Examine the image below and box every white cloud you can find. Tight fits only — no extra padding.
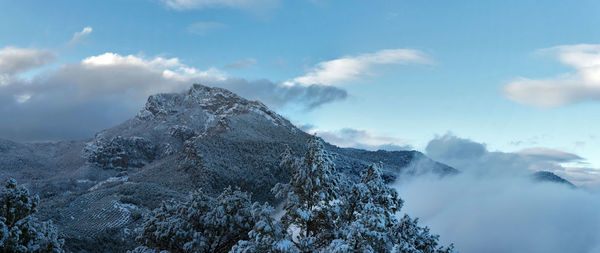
[186,21,228,35]
[162,0,278,11]
[0,47,56,76]
[303,126,412,151]
[504,44,600,107]
[285,49,433,86]
[68,26,93,45]
[0,51,347,141]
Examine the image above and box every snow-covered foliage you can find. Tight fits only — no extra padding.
[134,187,263,253]
[133,136,453,253]
[272,136,342,251]
[0,178,64,252]
[331,163,454,253]
[84,136,155,170]
[230,205,295,253]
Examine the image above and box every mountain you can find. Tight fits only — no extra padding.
[0,84,457,252]
[531,171,576,188]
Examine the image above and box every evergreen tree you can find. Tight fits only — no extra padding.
[229,205,296,253]
[331,163,454,253]
[135,187,261,253]
[272,136,341,251]
[0,178,64,253]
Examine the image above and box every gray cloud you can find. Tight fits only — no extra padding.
[0,47,56,77]
[0,51,346,142]
[304,126,412,151]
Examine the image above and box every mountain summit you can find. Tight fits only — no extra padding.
[0,84,456,251]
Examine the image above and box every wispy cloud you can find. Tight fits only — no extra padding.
[285,48,433,86]
[504,44,600,107]
[224,58,257,69]
[186,21,227,35]
[162,0,279,12]
[68,26,93,45]
[302,126,412,151]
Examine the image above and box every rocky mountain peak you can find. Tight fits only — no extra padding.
[136,84,290,128]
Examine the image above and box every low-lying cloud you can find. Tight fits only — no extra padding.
[504,44,600,107]
[424,134,592,184]
[0,49,347,141]
[393,133,600,253]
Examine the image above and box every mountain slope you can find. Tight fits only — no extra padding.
[0,84,457,252]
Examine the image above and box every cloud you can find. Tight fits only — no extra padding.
[393,134,600,253]
[504,44,600,107]
[162,0,278,11]
[0,47,56,77]
[0,50,346,141]
[517,147,583,163]
[304,126,412,151]
[285,49,433,86]
[68,26,93,45]
[395,173,600,253]
[224,58,257,69]
[186,22,227,35]
[424,133,598,186]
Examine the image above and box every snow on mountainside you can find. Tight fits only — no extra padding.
[0,84,457,252]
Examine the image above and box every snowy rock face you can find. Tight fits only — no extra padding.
[137,84,291,131]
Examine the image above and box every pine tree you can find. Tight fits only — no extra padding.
[135,187,262,253]
[229,204,296,253]
[272,136,341,251]
[0,178,64,253]
[330,163,402,252]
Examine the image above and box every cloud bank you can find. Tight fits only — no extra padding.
[394,134,600,253]
[424,134,592,184]
[285,49,433,86]
[0,49,346,141]
[504,44,600,107]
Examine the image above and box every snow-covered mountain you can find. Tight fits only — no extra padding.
[0,84,456,252]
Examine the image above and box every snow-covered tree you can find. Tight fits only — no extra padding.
[135,187,263,253]
[229,204,296,253]
[272,136,341,251]
[394,215,454,253]
[331,163,454,253]
[0,178,64,253]
[134,137,454,253]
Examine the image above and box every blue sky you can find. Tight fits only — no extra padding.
[2,0,600,186]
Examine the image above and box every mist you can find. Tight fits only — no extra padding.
[393,134,600,253]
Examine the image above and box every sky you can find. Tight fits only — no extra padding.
[2,0,600,187]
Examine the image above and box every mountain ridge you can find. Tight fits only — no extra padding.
[0,83,457,252]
